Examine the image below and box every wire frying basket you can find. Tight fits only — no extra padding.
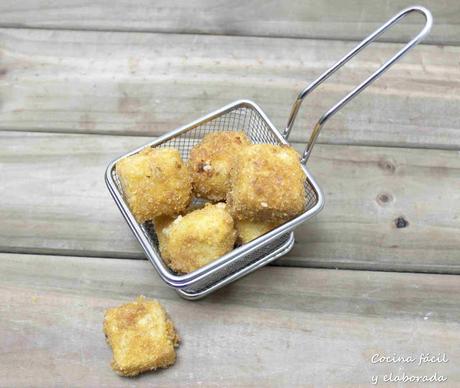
[106,6,432,299]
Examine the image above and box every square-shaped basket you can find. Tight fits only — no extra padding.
[105,6,431,299]
[106,100,323,300]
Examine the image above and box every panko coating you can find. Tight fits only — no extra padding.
[155,203,237,273]
[116,147,192,223]
[235,219,284,245]
[153,203,205,263]
[227,144,306,221]
[103,296,179,377]
[189,131,251,201]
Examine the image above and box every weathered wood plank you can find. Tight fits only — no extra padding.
[0,0,457,45]
[1,253,459,386]
[1,29,459,148]
[1,131,459,273]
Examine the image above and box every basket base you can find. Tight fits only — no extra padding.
[175,233,295,300]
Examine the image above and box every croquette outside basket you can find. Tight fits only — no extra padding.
[106,7,432,299]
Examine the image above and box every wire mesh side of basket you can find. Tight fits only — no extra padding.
[152,105,319,210]
[109,102,320,294]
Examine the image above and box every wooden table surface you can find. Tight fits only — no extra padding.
[1,1,459,386]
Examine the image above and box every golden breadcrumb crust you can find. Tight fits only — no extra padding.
[235,218,284,244]
[189,131,251,201]
[227,144,306,221]
[103,296,180,377]
[116,148,192,223]
[154,203,237,273]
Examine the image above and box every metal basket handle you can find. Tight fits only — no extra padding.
[283,5,433,164]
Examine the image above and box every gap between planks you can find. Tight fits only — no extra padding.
[2,127,459,152]
[0,246,459,277]
[0,24,448,47]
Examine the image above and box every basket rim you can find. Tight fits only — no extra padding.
[105,99,324,288]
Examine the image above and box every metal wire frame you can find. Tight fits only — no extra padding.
[105,6,432,299]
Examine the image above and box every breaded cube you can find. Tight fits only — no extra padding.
[152,215,175,265]
[155,203,237,273]
[103,296,179,377]
[116,147,192,223]
[152,203,205,263]
[189,131,251,201]
[235,219,284,244]
[227,144,305,221]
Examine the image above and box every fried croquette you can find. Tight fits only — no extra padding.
[235,219,284,244]
[116,147,192,223]
[155,203,237,273]
[153,203,206,262]
[103,296,179,377]
[227,144,306,221]
[189,131,251,201]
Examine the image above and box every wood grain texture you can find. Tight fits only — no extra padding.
[1,131,459,273]
[1,253,459,387]
[0,0,457,45]
[1,28,459,148]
